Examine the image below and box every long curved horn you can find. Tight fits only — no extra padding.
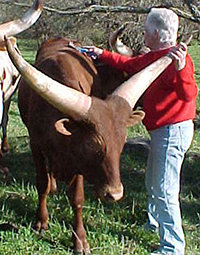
[109,25,150,56]
[112,35,193,109]
[112,56,173,108]
[0,0,44,41]
[109,24,125,50]
[109,24,133,56]
[5,36,92,120]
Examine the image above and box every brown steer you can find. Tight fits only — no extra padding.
[5,36,173,253]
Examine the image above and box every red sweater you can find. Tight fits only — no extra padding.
[100,49,198,130]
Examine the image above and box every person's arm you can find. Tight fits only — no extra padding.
[175,55,198,101]
[100,49,142,74]
[169,43,198,101]
[85,46,145,74]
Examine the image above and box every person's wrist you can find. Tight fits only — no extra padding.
[177,60,186,71]
[95,48,103,56]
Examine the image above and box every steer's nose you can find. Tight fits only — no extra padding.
[98,183,124,203]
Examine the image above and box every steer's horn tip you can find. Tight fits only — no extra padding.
[118,23,128,33]
[4,35,8,43]
[4,36,13,53]
[34,0,44,10]
[184,34,193,46]
[4,35,10,44]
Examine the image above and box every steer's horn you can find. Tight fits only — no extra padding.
[0,0,44,41]
[5,36,92,120]
[112,56,173,108]
[112,35,193,109]
[109,24,133,56]
[109,25,150,56]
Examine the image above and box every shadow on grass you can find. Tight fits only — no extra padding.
[0,135,199,251]
[4,143,36,185]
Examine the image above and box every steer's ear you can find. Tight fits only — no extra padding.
[54,118,72,136]
[126,110,145,127]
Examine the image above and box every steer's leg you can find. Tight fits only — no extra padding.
[0,100,11,182]
[0,149,11,182]
[50,172,57,194]
[68,174,90,254]
[31,141,50,231]
[1,99,11,153]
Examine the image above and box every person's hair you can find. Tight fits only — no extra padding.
[145,8,179,45]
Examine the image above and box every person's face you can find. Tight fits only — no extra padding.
[144,27,157,50]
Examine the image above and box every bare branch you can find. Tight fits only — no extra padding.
[184,0,200,21]
[170,6,200,22]
[1,2,150,15]
[1,1,200,24]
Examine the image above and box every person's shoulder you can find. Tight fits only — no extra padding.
[142,48,169,62]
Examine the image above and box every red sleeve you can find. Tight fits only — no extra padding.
[174,54,198,102]
[100,50,146,74]
[100,49,172,76]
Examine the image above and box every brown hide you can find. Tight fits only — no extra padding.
[18,37,144,253]
[93,59,127,98]
[36,38,102,96]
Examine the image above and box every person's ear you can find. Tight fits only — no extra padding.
[154,29,160,40]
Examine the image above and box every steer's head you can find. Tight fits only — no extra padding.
[5,36,173,203]
[84,96,144,202]
[53,95,144,202]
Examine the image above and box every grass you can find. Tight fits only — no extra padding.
[0,40,200,254]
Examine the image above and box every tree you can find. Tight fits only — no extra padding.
[0,0,200,49]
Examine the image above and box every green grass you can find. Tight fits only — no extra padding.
[0,40,199,254]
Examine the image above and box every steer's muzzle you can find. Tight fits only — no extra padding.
[97,183,124,203]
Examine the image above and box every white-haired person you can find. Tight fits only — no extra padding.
[85,8,198,255]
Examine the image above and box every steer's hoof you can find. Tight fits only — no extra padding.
[74,241,90,255]
[0,166,12,183]
[84,247,91,255]
[34,221,48,232]
[1,145,9,154]
[74,248,90,255]
[1,139,10,154]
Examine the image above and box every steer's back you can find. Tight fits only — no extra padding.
[18,38,101,129]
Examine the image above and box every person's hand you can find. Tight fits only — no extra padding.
[168,42,187,71]
[83,46,103,59]
[88,46,103,56]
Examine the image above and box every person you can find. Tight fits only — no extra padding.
[84,8,198,255]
